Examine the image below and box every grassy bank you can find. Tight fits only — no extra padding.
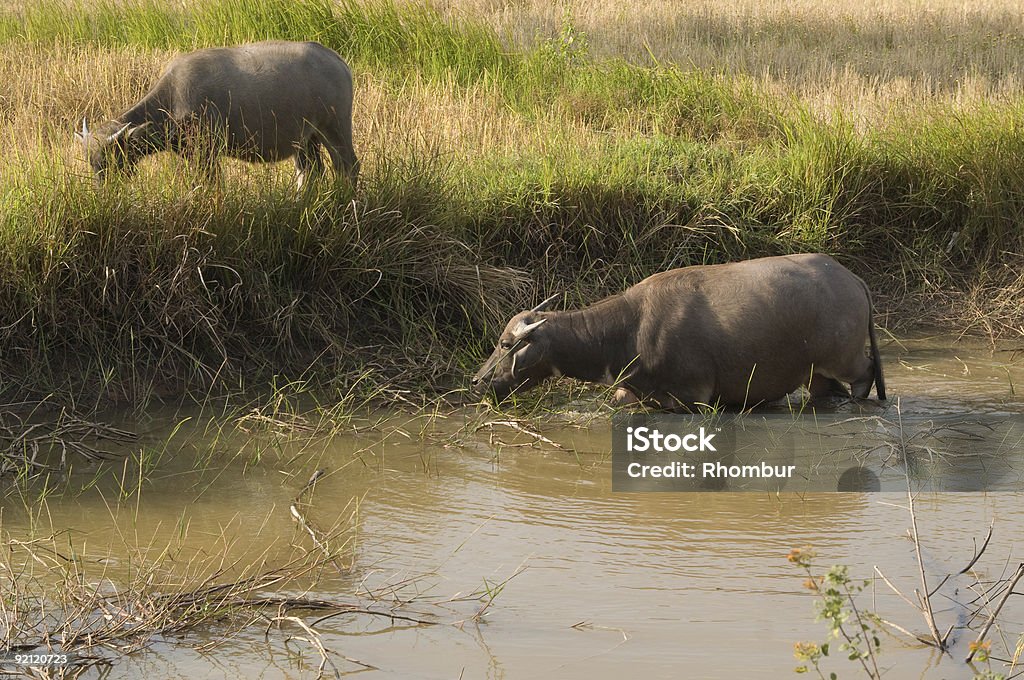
[0,0,1022,406]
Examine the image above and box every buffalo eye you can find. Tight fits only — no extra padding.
[499,340,513,350]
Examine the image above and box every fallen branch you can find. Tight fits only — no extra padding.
[0,404,136,476]
[476,420,562,448]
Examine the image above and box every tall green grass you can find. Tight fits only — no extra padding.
[0,0,511,84]
[0,0,1022,404]
[0,158,528,402]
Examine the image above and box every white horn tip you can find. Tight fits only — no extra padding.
[531,293,561,313]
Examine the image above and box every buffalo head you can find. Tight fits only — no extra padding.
[74,118,154,180]
[471,294,561,401]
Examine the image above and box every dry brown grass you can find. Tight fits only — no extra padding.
[0,43,164,171]
[8,0,1024,158]
[3,0,1024,147]
[432,0,1024,122]
[7,0,1024,169]
[0,43,609,184]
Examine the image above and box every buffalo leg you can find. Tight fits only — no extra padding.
[611,388,639,406]
[321,121,359,187]
[809,374,850,398]
[295,139,325,190]
[175,117,223,184]
[849,361,877,399]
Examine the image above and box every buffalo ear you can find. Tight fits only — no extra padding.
[126,121,153,141]
[512,318,547,342]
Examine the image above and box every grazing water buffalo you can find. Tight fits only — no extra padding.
[74,41,358,187]
[471,254,886,410]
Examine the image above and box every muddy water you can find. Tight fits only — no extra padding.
[2,336,1023,679]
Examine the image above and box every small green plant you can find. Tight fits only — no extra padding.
[969,640,1006,680]
[788,547,883,679]
[554,8,589,69]
[534,7,590,72]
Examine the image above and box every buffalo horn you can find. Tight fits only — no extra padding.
[106,122,131,143]
[512,318,547,341]
[530,293,560,313]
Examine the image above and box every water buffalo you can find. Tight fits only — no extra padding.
[74,40,358,187]
[472,253,886,410]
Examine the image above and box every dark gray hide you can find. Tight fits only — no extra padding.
[471,254,886,409]
[75,41,358,187]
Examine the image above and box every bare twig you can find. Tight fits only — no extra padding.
[0,404,136,476]
[476,420,563,449]
[289,470,348,575]
[966,562,1024,663]
[960,523,995,575]
[896,400,946,649]
[269,613,378,677]
[875,617,929,645]
[873,566,920,611]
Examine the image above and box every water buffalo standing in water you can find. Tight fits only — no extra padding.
[75,40,358,188]
[472,254,886,409]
